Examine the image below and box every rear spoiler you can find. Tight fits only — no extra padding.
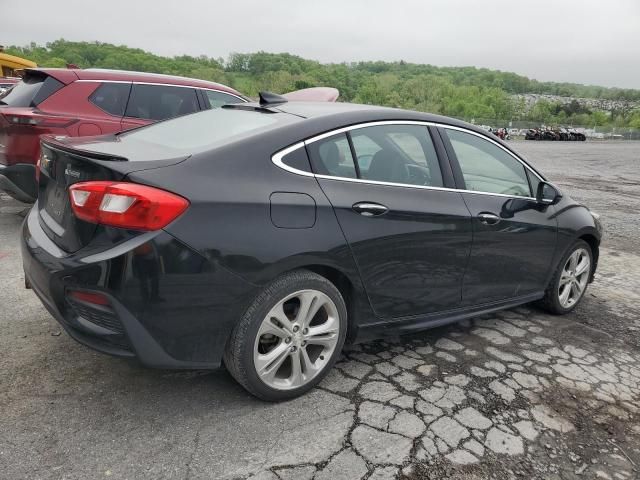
[22,68,79,84]
[282,87,339,102]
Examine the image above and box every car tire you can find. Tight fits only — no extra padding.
[223,269,347,401]
[539,240,593,315]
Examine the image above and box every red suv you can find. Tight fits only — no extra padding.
[0,68,247,202]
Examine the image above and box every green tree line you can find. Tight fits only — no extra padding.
[7,40,640,128]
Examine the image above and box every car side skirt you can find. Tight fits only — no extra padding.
[354,292,544,342]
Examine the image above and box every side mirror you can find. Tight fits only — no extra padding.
[536,181,562,205]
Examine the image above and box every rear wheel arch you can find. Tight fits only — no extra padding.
[284,264,362,343]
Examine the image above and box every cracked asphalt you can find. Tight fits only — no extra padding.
[1,141,639,480]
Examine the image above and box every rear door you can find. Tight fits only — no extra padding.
[309,123,473,319]
[120,84,200,130]
[439,126,557,304]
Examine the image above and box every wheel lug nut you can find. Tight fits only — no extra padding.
[293,325,299,333]
[290,346,297,352]
[302,328,308,335]
[285,337,291,344]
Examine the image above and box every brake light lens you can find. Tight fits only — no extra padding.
[6,113,77,128]
[68,181,189,231]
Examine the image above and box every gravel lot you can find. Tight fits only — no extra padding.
[1,141,639,480]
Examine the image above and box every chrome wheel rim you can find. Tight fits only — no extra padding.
[253,289,340,390]
[558,248,590,309]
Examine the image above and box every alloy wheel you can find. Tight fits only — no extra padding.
[558,248,590,309]
[253,289,340,390]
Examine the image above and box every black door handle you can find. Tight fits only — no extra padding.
[352,202,389,217]
[477,212,500,225]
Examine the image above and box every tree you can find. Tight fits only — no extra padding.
[6,40,640,127]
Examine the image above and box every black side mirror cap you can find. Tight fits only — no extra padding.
[536,181,562,205]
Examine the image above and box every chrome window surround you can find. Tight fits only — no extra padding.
[272,120,543,201]
[75,79,246,102]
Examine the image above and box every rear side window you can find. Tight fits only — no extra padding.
[89,82,131,117]
[280,148,312,173]
[202,89,244,108]
[0,73,63,107]
[307,133,358,178]
[125,84,199,121]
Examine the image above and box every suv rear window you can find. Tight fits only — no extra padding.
[0,73,64,107]
[125,84,199,121]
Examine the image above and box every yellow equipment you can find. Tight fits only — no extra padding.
[0,47,37,77]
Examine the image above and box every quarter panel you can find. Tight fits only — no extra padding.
[129,141,375,324]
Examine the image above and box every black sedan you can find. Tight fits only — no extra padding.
[21,94,602,401]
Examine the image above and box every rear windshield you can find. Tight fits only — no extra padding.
[0,73,64,107]
[119,107,297,156]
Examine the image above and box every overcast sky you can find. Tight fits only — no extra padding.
[5,0,639,88]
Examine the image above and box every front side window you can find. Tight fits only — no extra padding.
[351,125,443,187]
[125,84,199,121]
[446,129,532,197]
[307,133,357,178]
[203,89,244,108]
[89,82,131,117]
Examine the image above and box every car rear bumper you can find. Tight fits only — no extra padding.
[21,207,257,369]
[0,163,37,203]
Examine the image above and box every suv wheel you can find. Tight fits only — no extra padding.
[224,270,347,401]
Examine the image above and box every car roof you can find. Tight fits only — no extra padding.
[30,68,244,96]
[271,101,487,134]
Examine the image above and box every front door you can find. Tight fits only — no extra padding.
[440,127,557,305]
[308,123,473,319]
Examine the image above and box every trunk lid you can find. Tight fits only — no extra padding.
[37,135,189,253]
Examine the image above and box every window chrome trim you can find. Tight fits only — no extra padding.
[270,119,542,201]
[75,79,246,102]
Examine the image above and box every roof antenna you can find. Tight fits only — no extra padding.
[259,91,288,107]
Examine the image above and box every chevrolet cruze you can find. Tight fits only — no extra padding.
[21,94,602,401]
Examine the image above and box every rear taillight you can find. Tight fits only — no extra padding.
[6,113,77,128]
[68,181,189,231]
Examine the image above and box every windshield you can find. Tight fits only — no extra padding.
[119,107,297,155]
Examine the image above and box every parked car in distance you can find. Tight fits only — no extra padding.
[0,68,248,202]
[21,94,602,401]
[0,76,19,94]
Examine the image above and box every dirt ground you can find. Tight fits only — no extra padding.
[0,141,638,480]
